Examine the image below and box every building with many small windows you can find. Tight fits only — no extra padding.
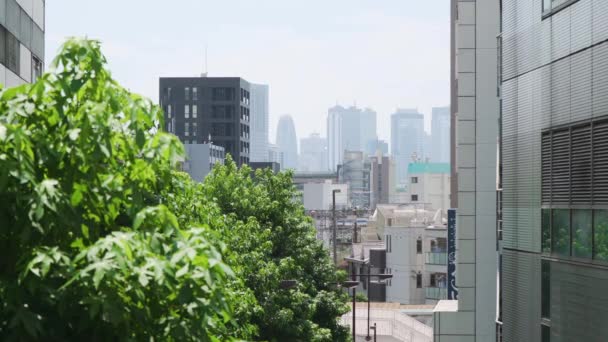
[407,162,451,215]
[159,77,251,166]
[0,0,45,87]
[181,143,224,182]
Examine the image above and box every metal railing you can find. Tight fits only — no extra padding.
[425,252,448,265]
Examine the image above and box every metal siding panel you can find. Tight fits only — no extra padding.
[551,262,608,342]
[592,0,608,45]
[592,43,608,118]
[551,58,571,126]
[502,79,518,249]
[571,0,592,52]
[570,49,592,122]
[551,8,572,61]
[502,250,541,342]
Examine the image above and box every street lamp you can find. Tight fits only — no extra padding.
[342,280,359,342]
[332,188,341,266]
[344,258,393,341]
[370,323,377,342]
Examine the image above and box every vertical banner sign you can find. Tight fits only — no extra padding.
[447,208,458,300]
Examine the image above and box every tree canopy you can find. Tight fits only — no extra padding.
[0,38,348,341]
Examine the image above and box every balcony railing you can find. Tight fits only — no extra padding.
[425,287,447,300]
[425,252,448,265]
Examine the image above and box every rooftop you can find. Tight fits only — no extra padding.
[408,162,450,174]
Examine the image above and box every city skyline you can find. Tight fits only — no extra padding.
[45,0,449,144]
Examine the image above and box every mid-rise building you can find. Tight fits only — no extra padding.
[159,77,251,166]
[249,83,269,162]
[182,143,225,182]
[369,154,396,208]
[391,109,425,186]
[407,162,451,215]
[275,115,298,170]
[302,180,348,211]
[433,0,500,341]
[500,0,608,341]
[431,106,450,163]
[327,105,378,171]
[338,151,372,209]
[0,0,45,87]
[299,133,327,172]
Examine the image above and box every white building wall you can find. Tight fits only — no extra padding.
[302,181,348,211]
[385,225,426,305]
[434,0,499,340]
[409,173,451,213]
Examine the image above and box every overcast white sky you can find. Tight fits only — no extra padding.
[46,1,450,144]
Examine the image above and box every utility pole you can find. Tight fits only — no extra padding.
[332,189,341,266]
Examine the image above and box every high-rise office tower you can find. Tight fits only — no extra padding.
[1,0,45,87]
[159,77,251,166]
[432,106,450,163]
[275,115,298,170]
[391,109,425,185]
[327,105,378,171]
[299,133,327,172]
[433,0,499,341]
[249,83,269,162]
[500,1,608,340]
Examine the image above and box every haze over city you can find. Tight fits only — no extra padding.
[45,0,450,144]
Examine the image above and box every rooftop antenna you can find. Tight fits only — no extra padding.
[201,44,208,77]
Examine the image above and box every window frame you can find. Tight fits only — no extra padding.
[542,0,580,19]
[411,194,418,202]
[416,273,422,288]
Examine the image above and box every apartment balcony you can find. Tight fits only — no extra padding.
[426,252,447,273]
[425,287,447,301]
[425,252,447,265]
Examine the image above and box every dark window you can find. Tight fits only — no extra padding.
[0,0,5,27]
[5,30,19,74]
[594,210,608,262]
[411,194,418,201]
[185,87,190,101]
[430,273,437,287]
[192,87,198,101]
[416,238,422,254]
[542,209,551,254]
[213,87,235,101]
[541,260,550,319]
[542,324,550,342]
[572,209,592,258]
[416,273,422,288]
[552,209,570,257]
[411,177,418,184]
[0,26,5,65]
[32,55,42,82]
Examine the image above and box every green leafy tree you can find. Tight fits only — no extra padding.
[202,161,350,341]
[0,38,236,341]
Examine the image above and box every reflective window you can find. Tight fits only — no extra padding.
[192,105,197,118]
[572,210,592,258]
[185,87,190,101]
[551,209,570,257]
[184,105,190,118]
[6,0,18,37]
[6,30,19,74]
[0,26,5,65]
[541,260,550,319]
[192,87,198,101]
[185,122,190,136]
[542,209,551,253]
[192,122,197,136]
[20,9,31,48]
[31,23,43,59]
[594,210,608,262]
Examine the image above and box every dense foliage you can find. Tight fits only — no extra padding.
[0,38,348,341]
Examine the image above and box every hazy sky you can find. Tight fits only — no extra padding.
[46,1,450,144]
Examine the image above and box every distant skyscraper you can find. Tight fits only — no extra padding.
[327,105,377,171]
[250,84,269,162]
[366,139,389,156]
[276,115,298,170]
[431,106,450,163]
[268,143,283,169]
[391,109,424,185]
[299,133,327,172]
